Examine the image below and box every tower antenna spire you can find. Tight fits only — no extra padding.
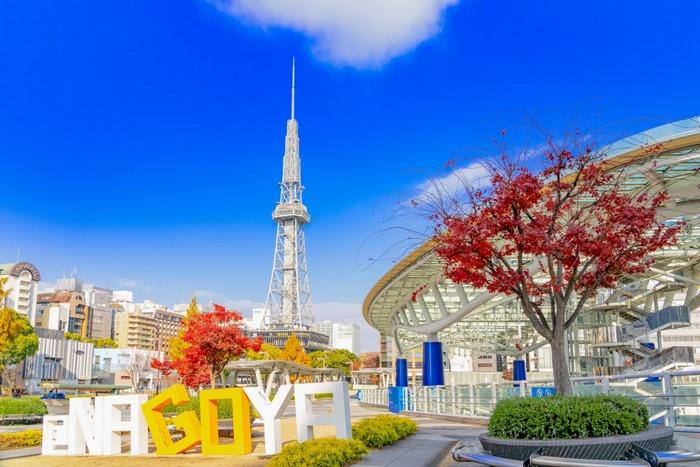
[291,57,296,120]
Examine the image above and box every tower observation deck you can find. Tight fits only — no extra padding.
[263,59,314,330]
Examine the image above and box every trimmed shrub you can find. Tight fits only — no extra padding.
[352,414,418,448]
[488,394,649,440]
[0,430,42,450]
[269,438,368,467]
[0,397,47,415]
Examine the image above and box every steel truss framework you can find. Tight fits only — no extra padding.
[264,61,314,329]
[363,117,700,375]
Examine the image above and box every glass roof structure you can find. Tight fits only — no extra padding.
[363,117,700,370]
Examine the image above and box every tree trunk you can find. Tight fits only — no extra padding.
[210,368,216,389]
[550,329,573,395]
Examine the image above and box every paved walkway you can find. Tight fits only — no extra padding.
[355,415,484,467]
[0,446,41,460]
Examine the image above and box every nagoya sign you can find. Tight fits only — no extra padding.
[41,381,351,457]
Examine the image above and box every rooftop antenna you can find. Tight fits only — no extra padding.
[291,57,296,120]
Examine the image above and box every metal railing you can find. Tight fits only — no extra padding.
[357,368,700,432]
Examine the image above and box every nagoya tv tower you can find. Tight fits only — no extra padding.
[263,59,314,330]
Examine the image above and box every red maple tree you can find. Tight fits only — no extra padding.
[431,139,682,394]
[152,304,261,388]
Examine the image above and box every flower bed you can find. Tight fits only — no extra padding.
[0,429,42,450]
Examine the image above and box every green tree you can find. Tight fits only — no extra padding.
[0,278,39,394]
[309,349,358,376]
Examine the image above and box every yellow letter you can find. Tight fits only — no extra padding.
[141,384,202,455]
[200,388,252,455]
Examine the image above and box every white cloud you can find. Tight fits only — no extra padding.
[211,0,459,68]
[416,161,491,199]
[113,277,152,291]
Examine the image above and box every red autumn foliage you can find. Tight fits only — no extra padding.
[431,138,682,393]
[151,304,262,388]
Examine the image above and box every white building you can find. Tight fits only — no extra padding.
[311,320,360,355]
[112,290,136,313]
[0,262,41,325]
[21,328,94,394]
[112,290,134,304]
[311,320,334,342]
[135,299,165,314]
[333,323,360,355]
[243,307,267,330]
[83,284,113,309]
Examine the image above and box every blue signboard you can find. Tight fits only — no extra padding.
[531,387,556,397]
[388,386,405,413]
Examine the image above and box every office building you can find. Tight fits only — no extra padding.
[114,311,157,350]
[312,320,360,355]
[0,262,41,324]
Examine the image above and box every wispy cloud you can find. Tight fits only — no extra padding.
[113,277,152,291]
[413,139,555,201]
[416,161,491,199]
[210,0,459,68]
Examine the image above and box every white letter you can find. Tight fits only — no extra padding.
[294,381,351,442]
[68,397,101,454]
[42,415,69,456]
[98,394,149,455]
[244,384,293,455]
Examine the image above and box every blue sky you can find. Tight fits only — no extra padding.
[1,1,699,351]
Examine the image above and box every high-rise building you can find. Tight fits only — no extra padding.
[114,312,157,350]
[56,276,83,293]
[379,333,394,368]
[333,323,360,355]
[311,320,334,342]
[311,320,360,355]
[263,59,314,330]
[136,303,184,355]
[0,262,41,324]
[83,284,114,309]
[243,307,267,330]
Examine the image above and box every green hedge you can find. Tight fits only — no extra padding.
[0,430,42,450]
[488,394,649,440]
[0,397,47,415]
[352,414,418,448]
[269,438,368,467]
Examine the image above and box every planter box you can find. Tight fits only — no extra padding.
[479,426,673,461]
